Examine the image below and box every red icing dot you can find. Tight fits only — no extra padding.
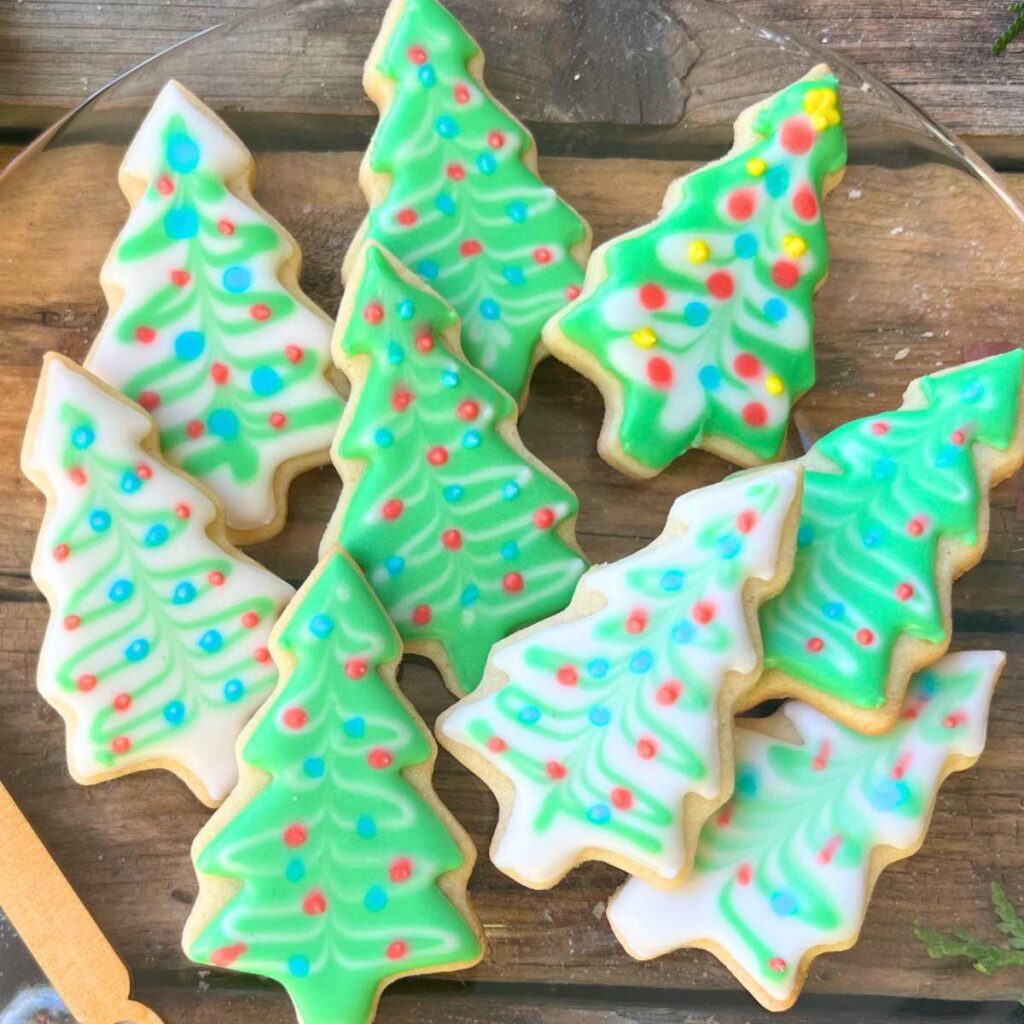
[111,736,131,754]
[556,665,579,687]
[139,391,159,411]
[269,411,286,431]
[217,218,235,235]
[415,330,435,353]
[303,890,327,915]
[636,736,658,760]
[503,572,524,594]
[769,957,788,974]
[461,239,482,257]
[736,509,758,534]
[175,502,191,519]
[442,529,463,550]
[547,760,567,780]
[454,83,471,104]
[533,247,553,265]
[113,693,131,711]
[186,420,204,439]
[611,787,634,810]
[856,628,875,646]
[646,356,674,390]
[896,582,914,601]
[283,824,308,848]
[286,345,303,364]
[951,429,966,445]
[382,499,404,521]
[387,940,408,961]
[135,326,156,344]
[407,45,428,64]
[533,507,556,530]
[427,446,449,466]
[706,271,734,300]
[54,543,70,562]
[566,285,582,301]
[251,304,272,321]
[625,609,648,634]
[397,208,418,227]
[639,283,667,310]
[944,711,967,729]
[254,647,271,663]
[656,680,682,705]
[68,466,87,486]
[241,611,259,628]
[171,269,191,287]
[781,115,815,154]
[64,615,81,631]
[447,162,466,181]
[737,863,753,886]
[211,362,229,385]
[717,806,733,828]
[77,673,97,692]
[208,571,225,586]
[793,185,818,220]
[726,188,757,220]
[345,657,368,679]
[734,353,762,379]
[363,302,385,325]
[692,601,715,625]
[457,400,479,421]
[283,707,308,730]
[871,421,890,436]
[488,130,506,149]
[368,748,393,770]
[136,463,153,480]
[772,260,800,289]
[812,741,831,772]
[412,605,432,626]
[211,944,246,967]
[742,402,768,427]
[806,636,824,653]
[907,516,927,537]
[390,858,413,882]
[486,736,508,753]
[156,176,174,196]
[392,388,413,412]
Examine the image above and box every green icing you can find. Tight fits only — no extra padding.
[190,551,481,1024]
[330,245,587,696]
[361,0,588,401]
[761,349,1023,709]
[552,74,847,473]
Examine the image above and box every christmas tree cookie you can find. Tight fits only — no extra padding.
[86,80,343,543]
[21,354,294,806]
[544,66,847,477]
[608,650,1004,1011]
[323,244,587,697]
[347,0,591,403]
[437,465,802,889]
[749,349,1024,733]
[185,548,485,1024]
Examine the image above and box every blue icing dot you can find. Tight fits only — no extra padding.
[717,535,741,559]
[285,858,305,882]
[208,408,240,440]
[385,555,405,578]
[223,678,245,702]
[506,200,528,223]
[304,756,325,778]
[443,485,464,503]
[771,889,800,916]
[935,444,961,468]
[587,803,612,825]
[736,764,758,797]
[480,298,501,321]
[364,885,389,912]
[868,778,909,812]
[589,706,612,727]
[518,705,541,725]
[503,266,526,286]
[797,523,815,547]
[145,524,169,547]
[588,657,610,678]
[163,700,186,726]
[173,581,197,605]
[630,650,653,674]
[108,579,134,603]
[287,955,310,979]
[503,481,521,500]
[764,297,788,323]
[199,629,224,653]
[356,815,377,839]
[374,428,395,448]
[862,528,884,549]
[417,260,440,281]
[174,330,205,361]
[441,370,460,388]
[71,426,95,450]
[387,341,406,364]
[436,115,460,138]
[309,614,334,638]
[919,672,938,696]
[418,64,437,87]
[397,299,415,320]
[166,133,200,173]
[164,207,199,240]
[765,165,790,197]
[501,541,519,560]
[463,430,482,449]
[661,570,685,592]
[684,301,709,327]
[125,638,150,662]
[120,471,141,493]
[698,365,722,391]
[222,265,252,293]
[251,365,283,397]
[961,380,984,404]
[435,193,457,216]
[672,620,696,645]
[477,153,498,174]
[872,457,897,481]
[461,584,480,607]
[734,233,758,258]
[344,717,366,739]
[89,509,111,533]
[823,601,845,620]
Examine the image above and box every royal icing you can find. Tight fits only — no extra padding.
[437,466,800,887]
[87,80,343,539]
[187,549,483,1024]
[324,244,587,697]
[608,650,1003,1010]
[22,355,294,805]
[758,349,1024,719]
[351,0,590,403]
[545,69,847,476]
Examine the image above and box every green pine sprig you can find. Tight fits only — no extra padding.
[915,882,1024,1002]
[994,2,1024,55]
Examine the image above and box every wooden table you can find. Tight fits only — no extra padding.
[2,2,1024,1023]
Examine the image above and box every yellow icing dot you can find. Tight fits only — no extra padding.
[782,234,808,258]
[803,87,841,132]
[746,157,767,178]
[632,327,658,349]
[688,240,710,264]
[765,374,784,396]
